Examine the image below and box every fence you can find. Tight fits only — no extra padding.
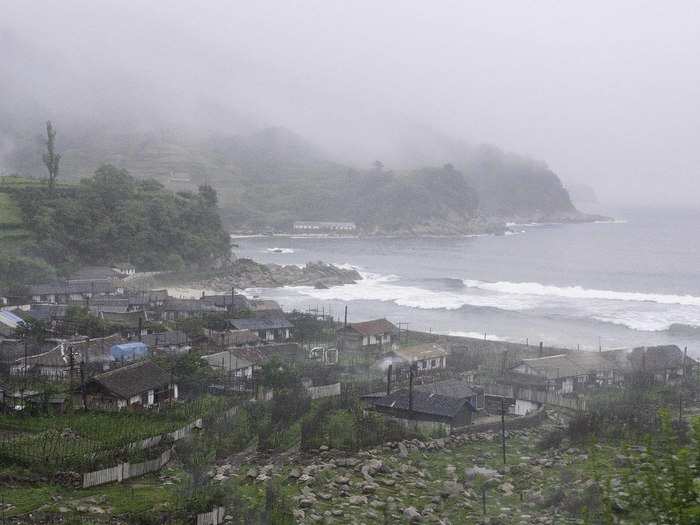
[307,382,341,400]
[196,507,226,525]
[82,447,172,488]
[480,383,588,411]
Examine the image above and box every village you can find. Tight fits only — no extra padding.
[0,264,698,524]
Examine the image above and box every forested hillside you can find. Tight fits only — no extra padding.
[1,125,586,234]
[0,165,231,290]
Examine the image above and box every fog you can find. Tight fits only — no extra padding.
[3,0,700,206]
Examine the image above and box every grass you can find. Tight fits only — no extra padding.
[0,192,23,226]
[0,396,235,471]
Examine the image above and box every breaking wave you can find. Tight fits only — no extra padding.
[290,270,700,332]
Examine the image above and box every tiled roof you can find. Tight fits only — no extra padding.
[90,360,171,399]
[391,343,449,362]
[142,331,189,347]
[344,318,398,336]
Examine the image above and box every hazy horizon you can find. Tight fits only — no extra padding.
[3,1,700,207]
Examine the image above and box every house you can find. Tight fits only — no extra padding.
[604,345,695,384]
[227,317,294,342]
[25,304,69,325]
[142,331,190,354]
[382,343,450,372]
[199,293,251,313]
[82,360,177,409]
[112,262,136,276]
[159,298,225,321]
[202,347,267,379]
[205,329,260,348]
[127,290,169,310]
[0,310,24,337]
[11,334,121,379]
[28,280,120,304]
[365,389,476,433]
[510,352,622,394]
[96,310,148,336]
[293,221,356,232]
[250,299,285,318]
[336,318,398,354]
[414,379,485,411]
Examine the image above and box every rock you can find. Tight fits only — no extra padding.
[246,468,258,479]
[318,492,332,501]
[319,445,329,451]
[403,506,422,522]
[398,442,409,458]
[498,482,515,496]
[299,473,315,483]
[299,498,315,509]
[362,482,379,494]
[441,481,461,498]
[293,509,306,520]
[349,495,368,505]
[465,466,500,480]
[331,509,344,516]
[335,475,350,485]
[255,474,270,482]
[289,467,302,479]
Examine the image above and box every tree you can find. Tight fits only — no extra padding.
[42,121,61,194]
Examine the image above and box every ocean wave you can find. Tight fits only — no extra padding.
[289,270,700,332]
[461,279,700,306]
[446,331,508,341]
[266,247,295,254]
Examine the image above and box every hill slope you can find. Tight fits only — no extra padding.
[1,126,591,234]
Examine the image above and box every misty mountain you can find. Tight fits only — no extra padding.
[0,124,585,234]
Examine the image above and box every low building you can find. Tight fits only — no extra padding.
[112,262,136,276]
[414,378,485,411]
[28,280,121,304]
[510,352,622,394]
[366,389,476,433]
[142,331,190,354]
[293,221,356,232]
[228,317,294,342]
[199,293,251,313]
[127,290,169,310]
[83,360,177,409]
[250,299,285,318]
[336,319,398,354]
[382,343,449,372]
[0,310,24,337]
[205,329,260,348]
[159,298,226,321]
[11,335,120,379]
[202,347,266,378]
[110,342,149,362]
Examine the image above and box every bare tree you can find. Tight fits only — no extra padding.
[42,121,61,193]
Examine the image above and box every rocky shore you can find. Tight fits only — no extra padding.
[126,259,362,291]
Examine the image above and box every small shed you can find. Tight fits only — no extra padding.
[110,342,149,361]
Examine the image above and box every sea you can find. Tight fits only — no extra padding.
[229,207,700,356]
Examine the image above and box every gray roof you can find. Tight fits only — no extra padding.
[228,317,294,331]
[89,360,171,399]
[142,331,189,347]
[414,379,480,400]
[162,299,225,313]
[370,389,475,418]
[514,352,618,379]
[29,280,116,296]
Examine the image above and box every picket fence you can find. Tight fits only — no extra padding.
[307,382,341,400]
[196,506,226,525]
[82,448,173,488]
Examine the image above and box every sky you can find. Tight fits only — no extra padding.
[2,1,700,206]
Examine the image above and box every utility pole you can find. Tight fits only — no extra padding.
[501,398,507,465]
[386,364,392,396]
[80,361,87,411]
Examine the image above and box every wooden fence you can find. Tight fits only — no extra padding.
[307,382,341,400]
[480,383,588,411]
[196,506,226,525]
[82,448,173,488]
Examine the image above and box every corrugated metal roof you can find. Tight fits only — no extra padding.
[0,310,23,328]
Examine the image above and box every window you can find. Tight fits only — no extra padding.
[430,359,436,367]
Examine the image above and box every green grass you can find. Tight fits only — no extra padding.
[0,192,23,226]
